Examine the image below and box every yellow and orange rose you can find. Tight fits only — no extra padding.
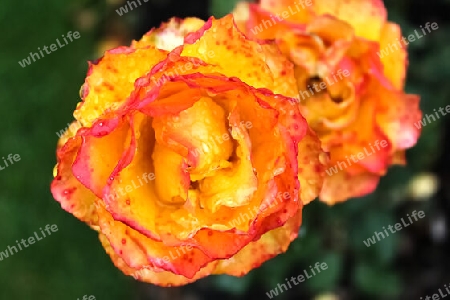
[51,15,326,286]
[238,0,422,204]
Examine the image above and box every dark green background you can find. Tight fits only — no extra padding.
[0,0,448,299]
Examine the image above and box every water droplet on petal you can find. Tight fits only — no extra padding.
[319,152,329,165]
[307,179,316,185]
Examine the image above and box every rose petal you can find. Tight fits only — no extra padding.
[182,15,290,93]
[99,233,217,287]
[312,0,387,41]
[72,118,130,198]
[97,201,214,279]
[325,94,392,175]
[198,115,257,212]
[258,0,314,24]
[74,47,168,127]
[51,136,98,226]
[375,87,422,150]
[378,22,407,89]
[213,210,302,276]
[297,128,327,205]
[320,171,380,205]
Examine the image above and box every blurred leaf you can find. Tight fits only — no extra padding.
[306,252,343,292]
[211,274,253,295]
[258,251,293,289]
[353,263,402,297]
[349,206,399,266]
[209,0,242,17]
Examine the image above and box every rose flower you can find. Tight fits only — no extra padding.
[51,15,326,286]
[237,0,422,204]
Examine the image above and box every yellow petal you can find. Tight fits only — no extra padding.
[379,22,407,89]
[74,47,167,127]
[213,210,302,276]
[312,0,387,41]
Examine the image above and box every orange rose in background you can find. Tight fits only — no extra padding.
[238,0,422,204]
[51,15,326,286]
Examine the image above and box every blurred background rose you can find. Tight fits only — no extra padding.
[0,0,448,299]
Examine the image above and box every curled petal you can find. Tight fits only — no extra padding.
[297,128,327,205]
[311,0,387,41]
[213,210,302,276]
[97,201,214,279]
[99,234,218,287]
[183,15,273,89]
[378,22,408,89]
[51,136,98,226]
[375,89,422,150]
[320,171,380,205]
[74,47,168,127]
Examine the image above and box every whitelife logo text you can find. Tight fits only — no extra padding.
[266,262,328,298]
[325,140,388,176]
[420,283,450,300]
[414,104,450,129]
[250,0,313,35]
[18,31,80,68]
[0,224,58,262]
[116,0,149,16]
[363,210,425,247]
[299,69,350,101]
[0,153,21,172]
[377,22,438,58]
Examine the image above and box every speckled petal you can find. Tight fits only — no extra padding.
[375,87,422,150]
[378,22,408,89]
[213,210,302,276]
[320,171,380,205]
[99,233,218,287]
[311,0,387,41]
[51,136,98,226]
[182,15,293,94]
[74,47,168,127]
[297,128,327,205]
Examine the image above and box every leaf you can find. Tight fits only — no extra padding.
[209,0,243,17]
[306,252,343,292]
[353,263,402,297]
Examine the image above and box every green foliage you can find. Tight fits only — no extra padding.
[0,0,133,299]
[209,0,244,17]
[353,263,401,297]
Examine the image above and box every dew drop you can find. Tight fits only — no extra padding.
[307,179,316,185]
[199,47,207,54]
[319,152,329,165]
